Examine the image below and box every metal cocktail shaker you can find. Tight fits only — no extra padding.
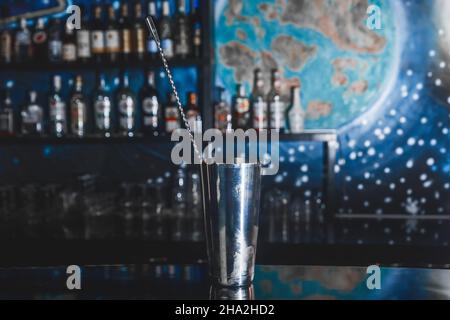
[201,161,262,287]
[145,16,263,288]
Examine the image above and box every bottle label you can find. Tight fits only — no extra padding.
[269,100,285,130]
[91,30,105,53]
[215,107,229,131]
[193,24,201,46]
[49,100,67,134]
[22,106,43,124]
[161,39,173,57]
[176,22,190,56]
[187,110,201,134]
[49,40,62,58]
[118,98,135,130]
[77,30,91,58]
[194,33,201,47]
[16,32,31,46]
[106,30,120,53]
[71,100,86,135]
[142,97,159,127]
[135,28,145,53]
[253,100,268,129]
[236,99,249,113]
[50,100,66,121]
[0,32,12,62]
[147,39,157,54]
[63,44,77,61]
[95,100,112,130]
[32,31,47,45]
[165,107,180,132]
[121,29,132,54]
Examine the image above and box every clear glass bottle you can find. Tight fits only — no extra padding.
[15,18,32,63]
[48,75,67,137]
[116,72,136,137]
[140,71,162,136]
[93,73,113,137]
[285,86,305,134]
[21,91,44,136]
[70,75,88,137]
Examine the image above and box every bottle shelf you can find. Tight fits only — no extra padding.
[0,58,203,72]
[0,134,174,145]
[0,130,338,146]
[0,131,338,145]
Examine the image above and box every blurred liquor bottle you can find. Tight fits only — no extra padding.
[48,18,63,63]
[0,6,12,64]
[175,0,191,59]
[105,4,120,63]
[146,0,159,60]
[191,0,202,58]
[116,72,136,137]
[119,2,133,62]
[76,5,91,63]
[70,75,88,137]
[31,18,48,62]
[133,0,146,61]
[159,0,174,59]
[93,73,113,137]
[251,68,268,130]
[232,84,251,130]
[0,81,14,136]
[140,70,163,136]
[21,91,44,136]
[91,4,106,63]
[15,18,32,63]
[48,75,67,137]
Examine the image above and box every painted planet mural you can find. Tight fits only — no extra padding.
[214,0,397,129]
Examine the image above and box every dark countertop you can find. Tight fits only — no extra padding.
[1,264,449,300]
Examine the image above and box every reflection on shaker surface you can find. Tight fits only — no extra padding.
[201,161,262,287]
[210,285,255,300]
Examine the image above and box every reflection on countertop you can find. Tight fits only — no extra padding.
[0,264,449,300]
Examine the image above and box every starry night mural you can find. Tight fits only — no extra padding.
[0,0,449,246]
[214,0,450,247]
